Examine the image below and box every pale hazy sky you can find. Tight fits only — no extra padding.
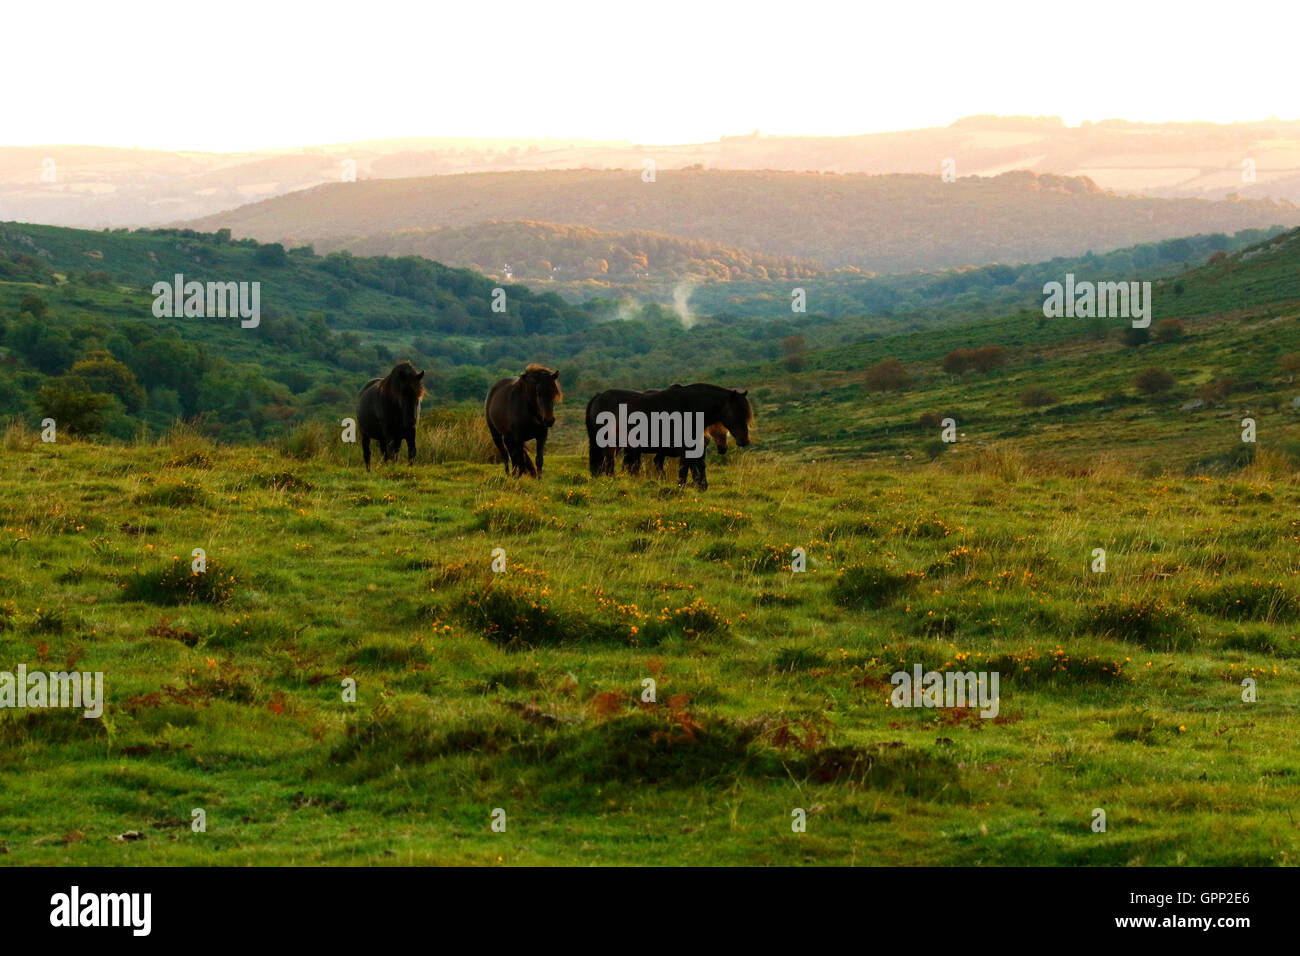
[7,0,1296,151]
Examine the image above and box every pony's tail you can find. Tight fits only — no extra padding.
[586,397,604,477]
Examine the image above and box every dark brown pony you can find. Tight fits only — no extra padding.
[358,360,424,470]
[626,422,731,474]
[485,365,562,477]
[586,383,752,490]
[622,384,733,474]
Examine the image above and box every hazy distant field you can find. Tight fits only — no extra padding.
[2,428,1297,865]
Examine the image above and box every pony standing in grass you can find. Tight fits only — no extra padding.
[587,383,752,490]
[357,361,424,471]
[485,365,562,477]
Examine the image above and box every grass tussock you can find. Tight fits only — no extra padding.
[832,562,922,608]
[121,558,237,606]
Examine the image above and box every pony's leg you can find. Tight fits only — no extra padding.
[489,423,510,474]
[653,453,666,474]
[534,431,547,476]
[694,460,708,491]
[506,440,531,477]
[678,459,689,486]
[406,426,417,464]
[587,428,602,476]
[362,434,372,471]
[518,443,538,477]
[624,449,641,475]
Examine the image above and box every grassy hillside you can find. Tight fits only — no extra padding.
[1,430,1298,865]
[0,220,589,330]
[182,169,1300,274]
[4,219,1300,462]
[750,239,1300,468]
[0,221,600,440]
[2,224,1300,865]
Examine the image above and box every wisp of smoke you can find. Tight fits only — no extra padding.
[672,281,696,329]
[615,298,638,322]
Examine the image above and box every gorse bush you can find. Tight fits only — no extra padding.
[643,596,729,641]
[1020,386,1059,408]
[121,557,237,606]
[451,581,625,648]
[1135,366,1175,396]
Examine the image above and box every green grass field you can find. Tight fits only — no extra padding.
[2,426,1298,865]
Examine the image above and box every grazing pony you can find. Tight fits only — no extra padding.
[644,422,731,472]
[586,383,752,490]
[358,360,424,470]
[625,421,732,474]
[485,365,562,477]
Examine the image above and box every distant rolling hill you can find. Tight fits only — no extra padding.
[312,220,824,284]
[7,116,1300,229]
[183,168,1299,274]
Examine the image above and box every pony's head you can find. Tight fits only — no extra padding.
[521,365,561,428]
[718,388,753,447]
[385,360,425,400]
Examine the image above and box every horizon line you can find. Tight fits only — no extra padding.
[4,114,1299,156]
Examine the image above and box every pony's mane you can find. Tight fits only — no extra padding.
[523,364,562,400]
[380,362,425,401]
[680,382,753,423]
[739,397,754,425]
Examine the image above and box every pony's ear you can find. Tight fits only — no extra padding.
[738,389,748,397]
[551,370,559,380]
[417,369,425,380]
